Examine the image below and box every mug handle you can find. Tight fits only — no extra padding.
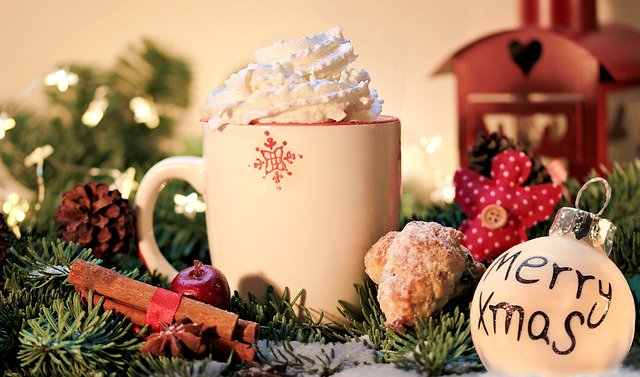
[135,156,205,280]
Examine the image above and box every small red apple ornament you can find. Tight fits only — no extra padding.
[170,260,231,310]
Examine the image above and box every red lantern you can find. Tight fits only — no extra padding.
[435,0,640,179]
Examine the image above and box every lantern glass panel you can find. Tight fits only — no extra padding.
[483,113,569,151]
[607,87,640,163]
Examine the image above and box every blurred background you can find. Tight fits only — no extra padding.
[1,0,639,206]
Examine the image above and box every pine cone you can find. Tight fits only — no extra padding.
[467,133,516,178]
[522,152,553,186]
[53,182,135,258]
[0,213,11,266]
[140,320,206,358]
[466,132,552,185]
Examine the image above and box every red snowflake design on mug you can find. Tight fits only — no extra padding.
[252,130,303,190]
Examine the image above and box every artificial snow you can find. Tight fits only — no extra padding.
[256,336,379,375]
[255,338,640,376]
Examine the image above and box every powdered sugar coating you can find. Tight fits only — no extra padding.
[363,231,398,284]
[365,221,469,329]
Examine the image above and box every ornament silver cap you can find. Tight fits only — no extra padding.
[548,177,617,255]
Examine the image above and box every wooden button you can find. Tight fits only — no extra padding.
[480,204,508,230]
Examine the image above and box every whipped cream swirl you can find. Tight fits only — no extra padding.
[203,27,382,129]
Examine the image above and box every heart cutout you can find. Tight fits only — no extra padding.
[509,40,542,76]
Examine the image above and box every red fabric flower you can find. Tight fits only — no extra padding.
[454,150,562,262]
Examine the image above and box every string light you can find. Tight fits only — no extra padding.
[24,145,54,168]
[0,112,16,140]
[130,96,160,129]
[402,134,457,205]
[2,192,29,238]
[419,135,443,155]
[2,64,167,220]
[24,145,54,212]
[109,167,137,199]
[430,175,455,203]
[174,192,206,219]
[44,67,79,92]
[82,86,109,127]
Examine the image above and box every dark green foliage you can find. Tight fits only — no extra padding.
[576,162,640,222]
[612,217,640,277]
[17,293,143,376]
[0,240,98,370]
[152,181,209,272]
[1,161,639,375]
[334,279,387,346]
[401,197,466,229]
[0,300,22,360]
[256,341,349,376]
[231,287,329,343]
[9,239,99,289]
[129,355,228,377]
[0,38,191,235]
[0,283,70,363]
[0,35,639,374]
[557,162,640,276]
[383,307,475,375]
[335,279,481,375]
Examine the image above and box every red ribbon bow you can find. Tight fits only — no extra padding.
[454,150,562,262]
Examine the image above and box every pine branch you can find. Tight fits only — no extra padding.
[334,279,387,347]
[0,301,21,359]
[582,161,640,221]
[258,341,340,376]
[0,238,155,374]
[151,180,209,271]
[128,355,228,377]
[0,240,91,365]
[230,287,329,343]
[0,38,192,235]
[8,237,147,286]
[382,307,476,375]
[116,39,192,108]
[256,338,378,376]
[335,280,480,375]
[548,162,640,275]
[611,217,640,277]
[16,292,143,376]
[401,200,466,229]
[0,282,73,369]
[9,239,99,289]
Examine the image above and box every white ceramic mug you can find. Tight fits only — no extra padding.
[135,116,401,320]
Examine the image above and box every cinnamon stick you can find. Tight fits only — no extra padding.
[84,288,259,344]
[210,337,256,361]
[80,289,256,361]
[236,319,260,343]
[68,260,257,343]
[80,289,147,325]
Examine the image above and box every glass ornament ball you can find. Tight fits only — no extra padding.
[470,179,635,376]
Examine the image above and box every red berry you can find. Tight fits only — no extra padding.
[170,260,230,310]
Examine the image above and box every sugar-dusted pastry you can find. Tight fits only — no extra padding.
[364,221,484,329]
[363,230,398,284]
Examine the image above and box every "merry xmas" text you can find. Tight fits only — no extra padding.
[476,249,612,355]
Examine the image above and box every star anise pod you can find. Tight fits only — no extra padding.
[53,181,135,258]
[140,320,206,358]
